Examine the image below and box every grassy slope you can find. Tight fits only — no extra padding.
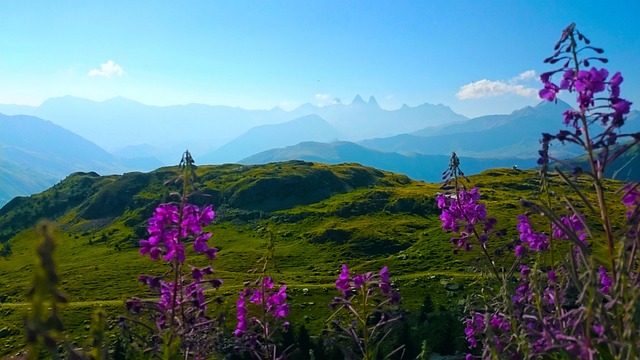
[0,161,627,356]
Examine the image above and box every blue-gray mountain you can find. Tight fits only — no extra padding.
[0,113,162,206]
[0,95,466,162]
[359,100,640,159]
[200,114,341,164]
[240,141,538,182]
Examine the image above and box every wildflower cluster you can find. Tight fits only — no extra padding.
[441,24,640,359]
[328,264,402,360]
[139,203,217,262]
[538,23,638,169]
[437,187,496,251]
[233,276,290,359]
[122,151,223,359]
[133,202,221,328]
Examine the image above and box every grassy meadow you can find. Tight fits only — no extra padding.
[0,161,627,356]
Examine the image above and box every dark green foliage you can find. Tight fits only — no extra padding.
[422,307,465,355]
[0,241,11,256]
[418,294,435,323]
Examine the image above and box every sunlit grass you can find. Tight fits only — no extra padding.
[0,162,628,356]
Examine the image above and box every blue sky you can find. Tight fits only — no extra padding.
[1,1,639,118]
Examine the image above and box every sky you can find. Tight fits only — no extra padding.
[1,1,639,118]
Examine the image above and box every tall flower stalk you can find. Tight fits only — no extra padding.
[440,24,640,359]
[123,150,223,359]
[328,264,402,360]
[233,232,290,360]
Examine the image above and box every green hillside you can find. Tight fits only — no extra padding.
[0,161,627,356]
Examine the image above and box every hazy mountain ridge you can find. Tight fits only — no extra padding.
[3,97,639,207]
[0,113,162,205]
[360,100,580,158]
[200,114,342,164]
[0,95,467,161]
[369,101,640,160]
[240,141,537,182]
[558,140,640,182]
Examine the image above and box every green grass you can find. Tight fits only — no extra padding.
[0,162,630,356]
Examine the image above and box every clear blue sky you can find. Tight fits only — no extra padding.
[1,1,638,118]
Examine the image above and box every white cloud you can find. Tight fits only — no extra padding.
[511,70,536,82]
[315,93,341,106]
[88,60,125,78]
[456,70,539,100]
[456,80,538,99]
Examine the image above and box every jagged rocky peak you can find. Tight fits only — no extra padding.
[351,94,366,105]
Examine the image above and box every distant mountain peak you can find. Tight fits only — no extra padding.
[101,96,144,106]
[534,98,573,110]
[351,94,366,105]
[368,96,379,107]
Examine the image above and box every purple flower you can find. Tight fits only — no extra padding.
[559,69,575,90]
[622,184,640,219]
[516,214,549,251]
[515,244,526,258]
[191,266,204,282]
[379,266,391,294]
[575,67,608,94]
[611,98,631,116]
[552,214,587,245]
[540,81,560,101]
[598,266,612,294]
[353,272,372,289]
[438,188,495,252]
[489,314,510,332]
[353,274,365,288]
[267,285,289,319]
[164,242,185,263]
[562,110,581,128]
[336,264,351,294]
[235,291,248,337]
[139,203,216,263]
[249,288,263,305]
[464,312,485,349]
[593,324,605,337]
[610,71,623,98]
[543,286,556,305]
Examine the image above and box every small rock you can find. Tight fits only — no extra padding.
[444,282,463,291]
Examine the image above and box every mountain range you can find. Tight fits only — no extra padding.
[200,114,341,164]
[2,95,639,207]
[241,141,537,181]
[361,101,640,159]
[0,114,162,205]
[0,95,466,162]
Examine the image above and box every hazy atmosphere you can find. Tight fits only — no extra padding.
[2,1,639,118]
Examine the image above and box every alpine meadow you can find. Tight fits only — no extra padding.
[1,4,640,360]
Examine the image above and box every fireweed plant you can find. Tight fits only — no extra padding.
[24,222,108,359]
[326,264,403,360]
[121,151,223,359]
[233,232,292,360]
[438,24,640,359]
